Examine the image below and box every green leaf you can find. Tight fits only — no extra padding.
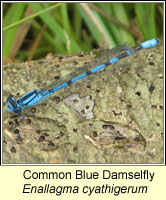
[3,3,26,56]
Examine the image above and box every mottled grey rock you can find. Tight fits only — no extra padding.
[3,43,163,163]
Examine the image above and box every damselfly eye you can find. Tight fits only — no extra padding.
[6,97,21,113]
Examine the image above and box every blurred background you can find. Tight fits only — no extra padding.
[3,2,163,62]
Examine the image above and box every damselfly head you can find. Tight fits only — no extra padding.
[6,97,21,113]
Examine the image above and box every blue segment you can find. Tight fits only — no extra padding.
[6,38,159,120]
[126,50,132,55]
[90,63,105,73]
[20,90,40,105]
[71,72,87,83]
[39,90,52,99]
[140,39,159,49]
[109,57,119,64]
[53,82,68,92]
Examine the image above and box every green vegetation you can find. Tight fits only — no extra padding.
[3,3,163,61]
